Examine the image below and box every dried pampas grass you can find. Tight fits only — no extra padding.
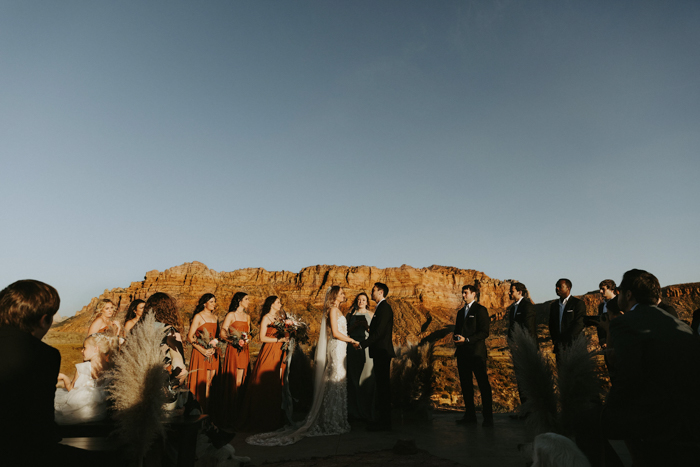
[509,324,559,434]
[557,333,601,434]
[107,311,169,461]
[509,325,601,439]
[390,342,434,418]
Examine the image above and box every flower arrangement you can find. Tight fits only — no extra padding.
[191,326,226,362]
[222,326,255,351]
[272,314,309,351]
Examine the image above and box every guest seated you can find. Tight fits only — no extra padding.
[55,333,118,424]
[0,280,114,467]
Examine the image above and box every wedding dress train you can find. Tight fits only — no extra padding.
[246,314,351,446]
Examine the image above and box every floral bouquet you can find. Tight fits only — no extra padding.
[272,314,309,351]
[191,326,226,362]
[222,327,255,351]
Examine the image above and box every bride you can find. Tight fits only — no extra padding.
[246,286,361,445]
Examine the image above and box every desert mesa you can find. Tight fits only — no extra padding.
[52,261,700,345]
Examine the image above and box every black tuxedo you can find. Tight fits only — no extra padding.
[507,299,537,345]
[0,326,61,463]
[656,301,679,319]
[507,298,537,405]
[453,302,492,421]
[361,299,394,427]
[576,305,700,466]
[548,296,586,354]
[362,300,395,359]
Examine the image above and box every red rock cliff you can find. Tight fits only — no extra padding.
[54,262,512,344]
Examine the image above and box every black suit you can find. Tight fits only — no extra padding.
[361,299,394,426]
[507,299,537,345]
[548,296,586,354]
[507,299,536,405]
[576,305,700,466]
[656,301,679,319]
[454,302,492,421]
[0,326,61,464]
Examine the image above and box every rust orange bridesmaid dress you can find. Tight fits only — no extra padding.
[236,326,287,433]
[217,320,251,428]
[187,321,219,413]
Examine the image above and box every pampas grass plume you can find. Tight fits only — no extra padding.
[509,324,559,434]
[107,311,169,461]
[557,333,601,434]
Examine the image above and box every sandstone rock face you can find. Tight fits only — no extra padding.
[54,262,512,344]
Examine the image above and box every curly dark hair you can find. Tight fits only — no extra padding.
[143,292,181,329]
[228,292,248,312]
[123,299,145,326]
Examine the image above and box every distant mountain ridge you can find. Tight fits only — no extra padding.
[54,261,512,343]
[54,262,700,342]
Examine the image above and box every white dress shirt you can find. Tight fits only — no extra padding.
[559,295,571,332]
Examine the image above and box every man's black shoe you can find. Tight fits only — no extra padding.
[482,418,494,428]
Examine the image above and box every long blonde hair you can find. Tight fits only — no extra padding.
[91,299,116,321]
[324,286,341,315]
[84,333,118,377]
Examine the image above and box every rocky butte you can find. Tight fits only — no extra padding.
[54,261,513,345]
[51,262,700,412]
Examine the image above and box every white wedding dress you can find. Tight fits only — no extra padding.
[246,314,351,445]
[54,361,110,424]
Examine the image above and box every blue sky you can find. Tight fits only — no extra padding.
[1,1,699,316]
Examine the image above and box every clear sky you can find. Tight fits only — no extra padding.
[2,0,699,316]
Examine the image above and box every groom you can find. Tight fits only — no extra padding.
[360,282,395,431]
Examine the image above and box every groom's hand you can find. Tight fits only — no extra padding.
[453,334,466,345]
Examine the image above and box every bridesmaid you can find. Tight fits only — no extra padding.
[123,299,145,333]
[144,292,187,387]
[87,299,122,336]
[346,292,376,422]
[186,293,220,413]
[237,295,289,433]
[217,292,252,429]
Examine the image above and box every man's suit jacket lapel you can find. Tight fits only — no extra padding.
[455,305,466,334]
[561,297,576,329]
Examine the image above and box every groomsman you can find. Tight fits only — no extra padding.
[548,278,586,358]
[507,282,536,415]
[361,282,395,431]
[453,284,493,427]
[597,279,617,350]
[507,282,537,344]
[575,269,700,466]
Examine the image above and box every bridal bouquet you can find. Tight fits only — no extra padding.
[223,327,255,351]
[272,314,309,351]
[191,327,226,362]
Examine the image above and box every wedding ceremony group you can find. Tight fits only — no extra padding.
[1,269,700,467]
